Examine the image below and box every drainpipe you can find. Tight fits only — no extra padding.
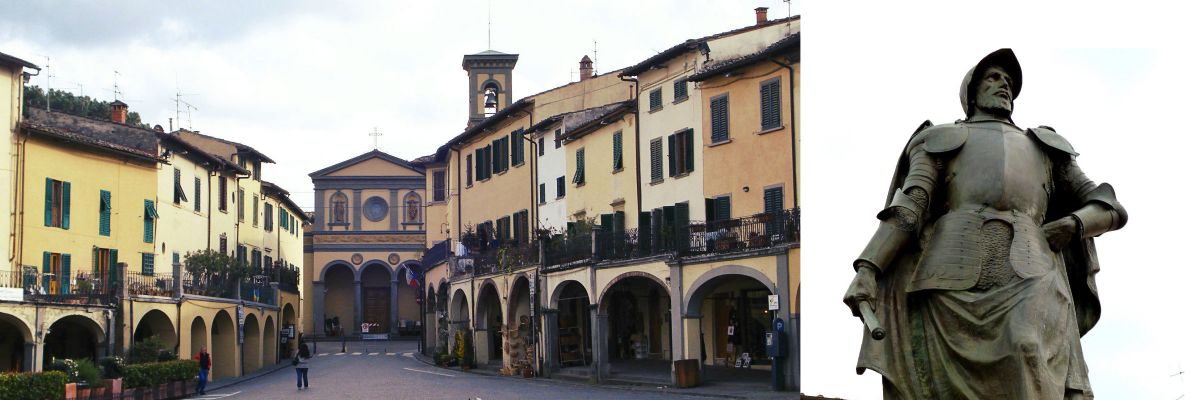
[771,58,798,209]
[619,76,642,215]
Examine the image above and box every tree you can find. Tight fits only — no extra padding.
[22,85,149,128]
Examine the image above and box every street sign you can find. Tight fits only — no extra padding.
[774,318,786,333]
[767,295,779,311]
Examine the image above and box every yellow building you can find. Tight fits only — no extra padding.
[305,150,427,338]
[561,101,638,229]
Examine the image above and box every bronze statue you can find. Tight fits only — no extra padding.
[843,49,1128,399]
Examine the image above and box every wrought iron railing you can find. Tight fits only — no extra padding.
[240,274,277,305]
[126,272,175,297]
[683,208,800,257]
[450,242,539,281]
[544,234,592,267]
[181,271,239,299]
[25,270,113,305]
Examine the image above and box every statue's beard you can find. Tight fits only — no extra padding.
[974,94,1012,118]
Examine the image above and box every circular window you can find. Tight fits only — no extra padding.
[363,196,389,222]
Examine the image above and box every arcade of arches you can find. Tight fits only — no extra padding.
[316,260,422,337]
[436,257,798,390]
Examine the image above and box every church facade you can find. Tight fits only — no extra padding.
[304,150,427,337]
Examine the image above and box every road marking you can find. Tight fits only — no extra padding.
[403,367,456,377]
[385,352,396,356]
[334,353,344,356]
[194,390,240,399]
[352,352,363,355]
[368,352,379,356]
[403,352,414,358]
[318,353,329,356]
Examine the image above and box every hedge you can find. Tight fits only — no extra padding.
[0,371,67,400]
[123,360,200,389]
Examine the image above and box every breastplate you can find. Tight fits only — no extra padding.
[908,121,1057,292]
[943,121,1051,222]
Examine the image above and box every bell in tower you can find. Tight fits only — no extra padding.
[462,50,519,128]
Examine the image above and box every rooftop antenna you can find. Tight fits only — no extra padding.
[173,87,199,130]
[1172,365,1186,400]
[112,70,122,101]
[44,56,51,110]
[487,0,492,50]
[369,127,383,150]
[593,39,599,73]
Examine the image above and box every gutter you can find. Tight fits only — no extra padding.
[619,76,643,218]
[770,58,799,209]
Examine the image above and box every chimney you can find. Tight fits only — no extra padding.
[110,100,128,124]
[579,55,594,81]
[755,7,769,25]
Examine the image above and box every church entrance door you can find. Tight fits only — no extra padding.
[363,287,390,333]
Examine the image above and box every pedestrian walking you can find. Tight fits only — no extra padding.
[293,340,311,390]
[193,346,211,395]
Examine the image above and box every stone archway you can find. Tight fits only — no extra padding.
[188,317,207,362]
[263,316,277,365]
[211,310,236,379]
[681,265,778,387]
[44,315,104,364]
[474,280,503,365]
[323,263,355,336]
[360,262,392,334]
[282,303,297,356]
[244,314,262,373]
[548,280,592,371]
[134,309,178,355]
[0,312,33,372]
[448,289,469,356]
[505,275,533,371]
[596,273,672,382]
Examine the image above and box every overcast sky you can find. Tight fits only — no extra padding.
[0,0,796,210]
[801,1,1200,399]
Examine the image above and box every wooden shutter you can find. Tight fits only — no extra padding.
[144,200,155,243]
[673,202,690,252]
[61,181,71,229]
[762,79,782,130]
[712,96,729,142]
[99,190,111,236]
[556,176,565,198]
[716,197,731,221]
[650,88,662,110]
[674,79,687,101]
[667,134,677,177]
[705,198,716,223]
[142,253,154,275]
[613,131,623,170]
[650,139,663,181]
[651,208,664,251]
[42,252,51,294]
[684,129,695,173]
[765,187,784,239]
[44,178,53,226]
[539,183,546,204]
[638,211,652,253]
[511,130,523,166]
[61,253,71,294]
[194,177,202,212]
[573,148,585,184]
[466,154,474,185]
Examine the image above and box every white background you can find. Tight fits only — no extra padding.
[799,1,1200,399]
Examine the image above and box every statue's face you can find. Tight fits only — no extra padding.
[973,65,1014,117]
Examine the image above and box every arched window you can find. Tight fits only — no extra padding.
[404,192,422,223]
[331,192,348,223]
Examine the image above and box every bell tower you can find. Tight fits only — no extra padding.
[463,50,518,128]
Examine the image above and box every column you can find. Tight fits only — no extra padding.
[424,305,437,355]
[314,189,326,232]
[23,342,35,372]
[353,280,363,334]
[389,189,399,231]
[590,304,609,380]
[542,309,559,373]
[352,190,363,230]
[391,279,401,335]
[682,315,703,382]
[312,282,325,335]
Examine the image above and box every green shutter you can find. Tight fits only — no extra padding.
[44,178,53,226]
[667,135,677,177]
[109,249,119,286]
[650,140,663,181]
[61,253,71,294]
[99,190,111,236]
[712,96,729,142]
[613,131,623,170]
[511,130,523,166]
[42,251,51,293]
[142,253,153,275]
[573,148,585,184]
[717,197,731,221]
[650,88,662,110]
[466,154,474,185]
[684,129,695,173]
[195,177,202,212]
[762,80,782,130]
[144,200,155,243]
[61,181,71,229]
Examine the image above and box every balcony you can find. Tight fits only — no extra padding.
[450,241,539,281]
[0,267,115,305]
[683,208,800,257]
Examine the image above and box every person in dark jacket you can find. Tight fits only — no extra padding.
[193,346,211,395]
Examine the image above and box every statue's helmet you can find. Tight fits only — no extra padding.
[959,48,1023,117]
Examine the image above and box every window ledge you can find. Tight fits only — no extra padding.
[612,167,624,174]
[575,182,586,187]
[647,106,663,114]
[556,195,566,200]
[649,178,664,186]
[495,170,508,176]
[672,172,692,179]
[672,96,689,105]
[757,125,785,135]
[512,162,525,168]
[707,139,733,148]
[428,200,447,205]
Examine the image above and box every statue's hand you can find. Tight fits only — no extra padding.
[1043,216,1078,251]
[843,265,878,318]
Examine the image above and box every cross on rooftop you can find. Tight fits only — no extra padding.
[369,127,383,150]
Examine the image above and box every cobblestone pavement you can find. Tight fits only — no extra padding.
[190,341,714,400]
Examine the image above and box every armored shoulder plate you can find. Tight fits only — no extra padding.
[1028,126,1079,156]
[918,122,968,154]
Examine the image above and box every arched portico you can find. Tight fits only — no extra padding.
[244,314,262,373]
[0,312,33,372]
[681,264,778,388]
[474,280,503,365]
[44,314,105,364]
[547,280,592,373]
[595,272,673,381]
[134,309,178,354]
[211,310,236,379]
